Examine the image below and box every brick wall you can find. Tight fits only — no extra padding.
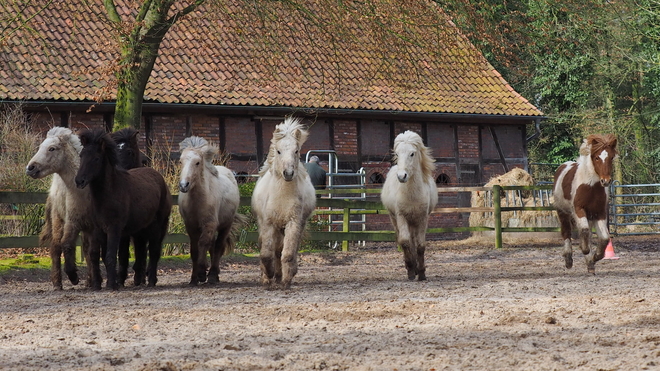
[333,120,358,159]
[457,125,479,160]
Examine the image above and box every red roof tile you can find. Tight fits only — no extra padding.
[0,0,542,117]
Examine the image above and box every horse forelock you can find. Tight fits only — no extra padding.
[262,117,308,177]
[110,127,138,145]
[180,136,220,178]
[79,129,119,167]
[392,131,435,179]
[46,126,82,154]
[273,117,308,146]
[588,134,617,157]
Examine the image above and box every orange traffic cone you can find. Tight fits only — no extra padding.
[603,239,620,260]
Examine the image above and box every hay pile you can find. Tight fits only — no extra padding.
[469,168,558,243]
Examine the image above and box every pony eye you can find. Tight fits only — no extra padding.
[410,153,414,157]
[49,147,56,152]
[277,150,281,155]
[196,161,200,166]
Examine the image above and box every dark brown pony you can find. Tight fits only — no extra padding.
[75,129,172,290]
[553,134,617,274]
[111,127,149,285]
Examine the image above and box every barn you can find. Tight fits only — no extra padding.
[0,0,543,232]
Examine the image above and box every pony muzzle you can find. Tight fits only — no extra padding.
[397,171,409,183]
[600,178,612,187]
[25,163,41,179]
[283,169,295,181]
[179,181,190,193]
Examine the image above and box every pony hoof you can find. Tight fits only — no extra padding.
[67,273,79,285]
[207,275,219,285]
[564,255,573,269]
[52,285,63,291]
[407,270,416,281]
[417,273,427,281]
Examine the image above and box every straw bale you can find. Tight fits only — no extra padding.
[469,168,558,239]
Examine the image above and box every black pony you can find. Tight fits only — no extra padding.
[75,129,171,290]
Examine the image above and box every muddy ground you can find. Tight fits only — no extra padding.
[0,236,659,371]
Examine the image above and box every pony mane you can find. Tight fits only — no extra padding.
[393,131,436,179]
[579,134,617,158]
[179,136,220,177]
[260,117,308,175]
[47,126,82,153]
[79,128,119,167]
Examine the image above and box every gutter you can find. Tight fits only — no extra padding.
[3,100,546,125]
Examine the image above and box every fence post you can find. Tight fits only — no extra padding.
[493,185,502,249]
[342,207,350,252]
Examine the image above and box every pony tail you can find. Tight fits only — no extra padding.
[224,213,248,255]
[39,198,54,245]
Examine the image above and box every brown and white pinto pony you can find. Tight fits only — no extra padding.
[553,134,617,274]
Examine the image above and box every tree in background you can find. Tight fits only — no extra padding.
[443,0,660,185]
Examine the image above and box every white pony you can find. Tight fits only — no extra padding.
[381,130,438,281]
[251,117,316,289]
[26,127,93,290]
[178,136,244,285]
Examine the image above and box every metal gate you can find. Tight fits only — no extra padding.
[610,183,660,236]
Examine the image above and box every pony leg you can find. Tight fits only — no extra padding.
[117,236,131,287]
[145,219,167,287]
[132,235,148,287]
[413,224,427,281]
[88,230,105,291]
[208,227,231,284]
[556,210,574,269]
[60,223,80,286]
[196,225,216,283]
[104,227,122,290]
[395,215,417,280]
[574,214,595,273]
[281,221,304,289]
[48,215,65,290]
[585,219,610,274]
[81,231,93,288]
[258,227,283,287]
[188,231,202,286]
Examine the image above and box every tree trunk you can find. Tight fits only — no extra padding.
[113,44,160,130]
[103,0,204,131]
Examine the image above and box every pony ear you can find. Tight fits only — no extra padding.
[131,130,139,139]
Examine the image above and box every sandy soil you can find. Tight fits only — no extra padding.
[0,236,659,371]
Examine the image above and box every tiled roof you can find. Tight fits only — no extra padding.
[0,0,542,117]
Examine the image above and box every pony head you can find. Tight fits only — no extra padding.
[579,134,617,187]
[264,117,308,181]
[75,128,118,189]
[178,136,219,193]
[26,127,82,179]
[110,127,142,170]
[392,130,435,183]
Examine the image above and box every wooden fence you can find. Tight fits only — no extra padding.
[0,185,557,251]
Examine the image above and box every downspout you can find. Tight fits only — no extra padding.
[524,118,542,175]
[526,118,541,142]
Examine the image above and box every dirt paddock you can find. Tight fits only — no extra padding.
[1,236,659,371]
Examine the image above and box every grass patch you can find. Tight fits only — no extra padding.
[0,255,51,279]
